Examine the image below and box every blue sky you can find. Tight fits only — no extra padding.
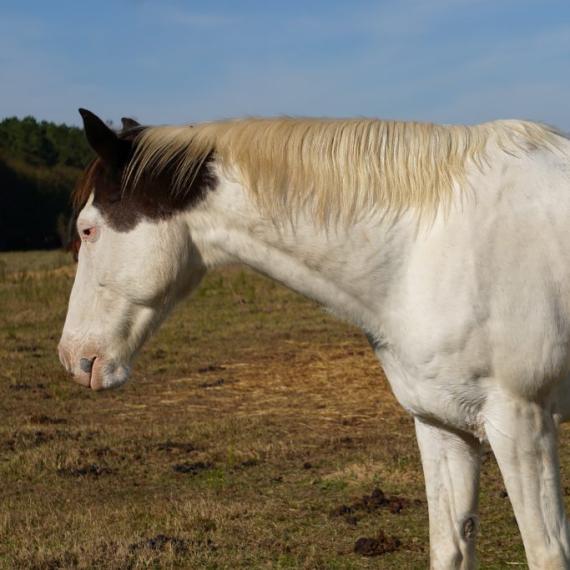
[1,0,569,128]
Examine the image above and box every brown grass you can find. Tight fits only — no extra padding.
[0,249,564,568]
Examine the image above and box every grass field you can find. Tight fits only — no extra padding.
[2,249,566,568]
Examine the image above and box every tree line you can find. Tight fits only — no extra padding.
[0,116,94,250]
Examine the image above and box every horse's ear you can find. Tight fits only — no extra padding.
[121,117,140,130]
[79,108,125,167]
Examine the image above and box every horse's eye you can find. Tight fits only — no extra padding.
[78,223,99,243]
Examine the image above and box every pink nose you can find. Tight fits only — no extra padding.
[57,341,96,387]
[58,337,130,390]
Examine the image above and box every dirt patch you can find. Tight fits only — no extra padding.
[237,458,259,469]
[354,530,401,557]
[198,378,225,388]
[40,552,79,569]
[172,461,213,475]
[153,349,168,359]
[30,414,68,425]
[8,382,46,391]
[2,429,88,453]
[2,430,52,452]
[129,534,189,554]
[156,441,197,453]
[331,487,418,524]
[93,446,113,458]
[14,343,40,353]
[331,505,358,526]
[57,463,113,478]
[352,487,412,514]
[197,364,226,373]
[8,383,33,390]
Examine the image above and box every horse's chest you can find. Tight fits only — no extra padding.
[374,334,492,436]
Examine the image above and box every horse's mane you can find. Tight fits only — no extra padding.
[120,117,563,222]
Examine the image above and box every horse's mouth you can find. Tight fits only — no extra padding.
[89,358,130,391]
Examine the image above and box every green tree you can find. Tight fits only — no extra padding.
[0,116,94,250]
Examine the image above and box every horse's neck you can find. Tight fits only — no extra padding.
[188,176,412,335]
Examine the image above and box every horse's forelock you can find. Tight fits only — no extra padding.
[72,159,101,214]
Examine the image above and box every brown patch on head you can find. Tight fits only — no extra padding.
[71,129,217,236]
[73,159,100,214]
[68,160,98,261]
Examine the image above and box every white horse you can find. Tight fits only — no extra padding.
[59,108,570,569]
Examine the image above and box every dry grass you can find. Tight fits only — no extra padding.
[1,249,566,568]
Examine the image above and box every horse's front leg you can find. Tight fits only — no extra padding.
[484,391,570,569]
[415,418,482,569]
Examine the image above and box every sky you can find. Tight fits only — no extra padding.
[1,0,569,129]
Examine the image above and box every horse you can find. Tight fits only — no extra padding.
[59,108,570,569]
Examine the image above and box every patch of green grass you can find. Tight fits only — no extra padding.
[0,249,71,274]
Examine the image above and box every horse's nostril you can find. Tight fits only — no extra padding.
[79,357,95,374]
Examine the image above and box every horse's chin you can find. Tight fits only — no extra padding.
[89,358,131,391]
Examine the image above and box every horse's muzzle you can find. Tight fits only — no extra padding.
[58,340,130,390]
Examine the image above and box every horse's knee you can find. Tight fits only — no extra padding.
[461,515,479,542]
[430,515,479,569]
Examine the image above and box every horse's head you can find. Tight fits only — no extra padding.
[58,110,214,390]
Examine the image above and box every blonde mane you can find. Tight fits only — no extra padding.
[125,117,563,222]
